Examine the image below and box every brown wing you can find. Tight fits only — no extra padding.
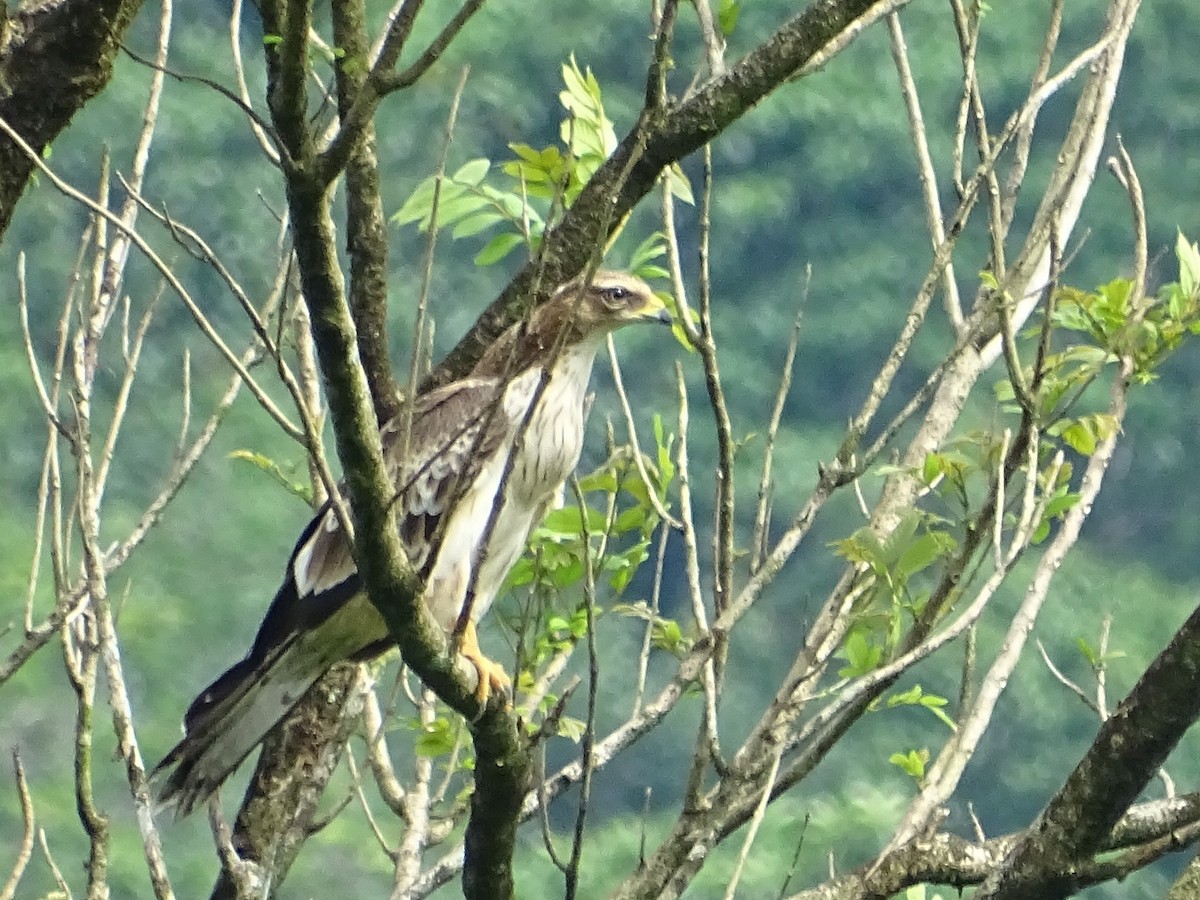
[378,377,511,571]
[178,377,513,736]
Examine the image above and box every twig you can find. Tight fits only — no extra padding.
[345,751,396,860]
[37,829,71,899]
[1001,0,1064,231]
[319,0,488,183]
[751,280,806,574]
[887,13,964,333]
[605,338,681,529]
[362,684,409,818]
[536,743,569,875]
[229,0,282,163]
[632,523,670,716]
[696,145,735,653]
[1107,136,1147,313]
[947,0,1007,280]
[775,813,809,899]
[672,364,725,790]
[398,67,470,489]
[722,741,784,900]
[94,299,155,503]
[1,751,35,900]
[209,798,267,897]
[645,0,680,112]
[563,478,603,900]
[394,691,439,893]
[1096,614,1112,717]
[0,112,303,440]
[691,0,726,79]
[1037,639,1099,714]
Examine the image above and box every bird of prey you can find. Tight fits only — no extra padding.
[153,270,669,815]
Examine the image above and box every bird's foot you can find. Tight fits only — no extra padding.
[458,620,511,707]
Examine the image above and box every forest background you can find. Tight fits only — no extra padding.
[2,0,1200,897]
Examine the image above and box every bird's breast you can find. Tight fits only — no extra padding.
[506,352,594,507]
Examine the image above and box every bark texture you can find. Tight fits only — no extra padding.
[0,0,145,236]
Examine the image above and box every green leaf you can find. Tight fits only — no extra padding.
[666,163,694,205]
[475,232,525,266]
[558,55,616,159]
[427,189,490,228]
[612,601,654,621]
[718,0,741,35]
[541,504,607,536]
[1031,519,1051,544]
[887,685,923,707]
[509,142,545,164]
[609,541,651,592]
[451,210,504,239]
[629,232,667,271]
[577,469,618,494]
[653,413,676,484]
[921,453,941,485]
[393,158,503,234]
[503,556,535,590]
[651,618,688,656]
[831,527,887,572]
[451,158,490,185]
[569,606,591,638]
[1042,491,1081,521]
[1059,420,1097,455]
[895,531,955,580]
[414,717,456,757]
[838,631,882,677]
[1077,636,1099,668]
[1178,230,1200,298]
[556,716,587,743]
[889,748,929,780]
[229,449,313,504]
[550,558,585,588]
[614,505,647,535]
[392,176,437,227]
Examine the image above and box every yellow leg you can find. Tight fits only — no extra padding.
[458,620,511,705]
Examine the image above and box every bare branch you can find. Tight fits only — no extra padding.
[787,795,1200,899]
[0,113,303,440]
[885,338,1131,863]
[751,279,805,575]
[887,13,964,333]
[0,751,35,900]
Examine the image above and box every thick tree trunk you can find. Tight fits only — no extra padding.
[0,0,144,236]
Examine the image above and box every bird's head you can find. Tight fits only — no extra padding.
[549,270,672,335]
[473,270,670,378]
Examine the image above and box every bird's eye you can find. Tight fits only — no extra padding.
[601,285,631,306]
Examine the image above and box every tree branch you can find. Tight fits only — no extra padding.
[979,595,1200,898]
[428,0,909,386]
[786,795,1200,899]
[0,0,145,236]
[332,0,402,423]
[211,665,367,900]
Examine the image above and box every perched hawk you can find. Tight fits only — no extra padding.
[153,271,668,815]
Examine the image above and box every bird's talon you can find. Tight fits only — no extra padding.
[458,620,511,709]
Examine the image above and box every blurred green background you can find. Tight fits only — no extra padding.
[2,1,1198,896]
